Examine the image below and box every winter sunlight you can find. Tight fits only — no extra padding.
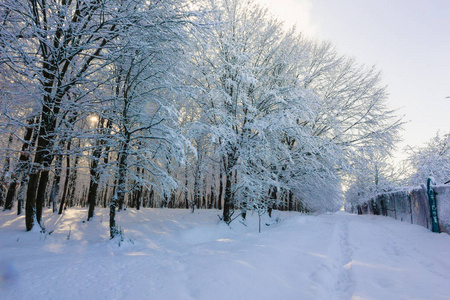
[0,0,448,299]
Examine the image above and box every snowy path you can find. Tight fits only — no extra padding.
[0,209,449,300]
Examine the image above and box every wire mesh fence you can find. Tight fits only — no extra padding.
[351,185,450,234]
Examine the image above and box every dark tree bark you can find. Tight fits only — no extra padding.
[87,117,108,221]
[148,186,154,208]
[87,156,101,220]
[132,166,144,210]
[222,152,237,223]
[218,163,223,211]
[58,139,72,215]
[193,161,201,211]
[268,186,277,217]
[25,110,56,230]
[101,186,109,208]
[211,171,216,209]
[0,133,14,208]
[66,148,80,209]
[4,128,27,211]
[110,134,130,238]
[4,181,16,211]
[48,151,63,213]
[202,177,207,209]
[288,190,294,211]
[22,0,118,231]
[50,112,77,214]
[184,164,189,210]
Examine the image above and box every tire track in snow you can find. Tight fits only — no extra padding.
[306,214,354,300]
[333,214,354,300]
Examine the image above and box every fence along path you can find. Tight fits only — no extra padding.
[352,184,450,234]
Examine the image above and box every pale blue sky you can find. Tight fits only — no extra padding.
[259,0,450,161]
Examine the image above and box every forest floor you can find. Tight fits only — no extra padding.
[0,208,449,300]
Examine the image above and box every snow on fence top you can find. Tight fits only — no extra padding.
[349,184,450,234]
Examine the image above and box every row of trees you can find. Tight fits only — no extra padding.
[0,0,402,237]
[345,131,450,209]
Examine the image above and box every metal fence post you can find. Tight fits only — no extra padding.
[427,177,440,233]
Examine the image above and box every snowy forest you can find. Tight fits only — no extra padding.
[0,0,448,239]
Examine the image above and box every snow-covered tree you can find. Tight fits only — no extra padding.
[406,132,450,186]
[189,0,312,222]
[0,0,193,234]
[101,0,193,238]
[344,151,400,211]
[0,0,127,230]
[183,0,403,220]
[298,40,403,167]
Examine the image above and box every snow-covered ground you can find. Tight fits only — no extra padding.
[0,208,449,300]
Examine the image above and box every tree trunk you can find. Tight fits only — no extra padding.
[223,172,232,223]
[223,153,236,223]
[87,148,102,220]
[288,190,294,211]
[211,171,216,209]
[0,133,14,208]
[35,169,51,225]
[218,164,223,210]
[268,186,277,217]
[16,178,27,215]
[116,143,128,211]
[184,164,189,209]
[135,187,142,210]
[102,185,109,208]
[0,183,4,208]
[66,152,80,209]
[58,140,71,214]
[202,177,207,209]
[25,90,63,230]
[133,166,144,210]
[110,137,129,238]
[87,163,101,220]
[4,181,17,211]
[25,170,40,231]
[110,193,118,238]
[148,186,154,208]
[49,152,63,213]
[4,121,36,212]
[88,117,110,220]
[193,159,201,211]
